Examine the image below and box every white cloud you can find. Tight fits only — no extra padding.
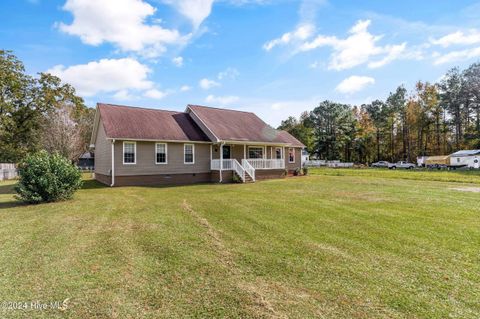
[433,46,480,65]
[217,67,239,80]
[47,58,153,97]
[58,0,185,57]
[163,0,214,29]
[431,29,480,47]
[180,85,191,92]
[368,43,407,68]
[199,78,220,90]
[205,94,239,105]
[298,20,407,70]
[263,24,314,51]
[172,56,184,67]
[335,75,375,94]
[144,89,168,99]
[113,89,135,101]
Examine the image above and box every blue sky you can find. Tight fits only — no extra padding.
[2,0,480,126]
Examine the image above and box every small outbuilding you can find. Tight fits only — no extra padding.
[77,152,95,170]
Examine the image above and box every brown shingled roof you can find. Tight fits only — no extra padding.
[277,130,305,148]
[98,103,210,142]
[187,105,305,146]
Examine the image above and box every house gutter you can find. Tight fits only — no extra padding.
[111,139,115,187]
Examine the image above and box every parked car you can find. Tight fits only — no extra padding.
[371,161,390,168]
[388,161,415,170]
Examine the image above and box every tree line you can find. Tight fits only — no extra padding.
[0,50,94,163]
[279,63,480,163]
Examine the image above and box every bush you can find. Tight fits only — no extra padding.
[232,173,242,183]
[294,168,301,176]
[302,166,309,175]
[15,151,82,204]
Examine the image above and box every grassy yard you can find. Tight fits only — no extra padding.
[0,170,479,318]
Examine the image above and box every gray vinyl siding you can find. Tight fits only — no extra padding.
[114,141,211,176]
[94,119,111,175]
[285,147,302,170]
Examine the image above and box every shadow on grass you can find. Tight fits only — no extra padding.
[81,179,108,190]
[0,183,15,195]
[0,200,25,210]
[0,184,24,210]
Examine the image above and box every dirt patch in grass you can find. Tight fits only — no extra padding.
[450,187,480,193]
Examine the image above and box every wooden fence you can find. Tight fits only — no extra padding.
[0,163,18,181]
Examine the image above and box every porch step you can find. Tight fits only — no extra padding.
[244,175,254,183]
[233,171,254,183]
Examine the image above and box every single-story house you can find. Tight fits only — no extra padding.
[449,149,480,169]
[90,103,305,186]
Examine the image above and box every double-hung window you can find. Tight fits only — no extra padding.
[184,144,194,164]
[123,141,136,164]
[288,147,295,163]
[275,147,282,159]
[248,147,263,159]
[155,143,167,164]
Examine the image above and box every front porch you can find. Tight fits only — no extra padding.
[209,143,287,183]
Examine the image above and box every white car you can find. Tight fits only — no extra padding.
[371,161,390,168]
[388,161,415,170]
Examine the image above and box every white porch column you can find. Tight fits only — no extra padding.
[219,143,223,183]
[244,144,246,160]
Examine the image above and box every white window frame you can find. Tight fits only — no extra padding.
[123,141,136,165]
[275,147,283,160]
[248,146,264,159]
[184,143,195,164]
[155,143,168,164]
[288,147,295,163]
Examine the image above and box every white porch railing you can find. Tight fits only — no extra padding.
[210,159,234,170]
[244,159,285,169]
[241,159,255,181]
[232,159,245,182]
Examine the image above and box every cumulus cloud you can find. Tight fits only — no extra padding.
[433,46,480,65]
[47,58,153,97]
[205,94,239,105]
[163,0,214,29]
[58,0,185,57]
[298,20,407,70]
[431,29,480,47]
[263,24,314,51]
[199,78,220,90]
[113,89,135,101]
[217,67,239,80]
[144,89,168,99]
[335,75,375,94]
[172,56,184,67]
[180,85,191,91]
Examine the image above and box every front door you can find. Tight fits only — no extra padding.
[222,145,231,159]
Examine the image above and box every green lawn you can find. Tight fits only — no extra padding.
[0,170,479,318]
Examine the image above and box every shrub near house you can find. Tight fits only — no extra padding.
[15,151,82,203]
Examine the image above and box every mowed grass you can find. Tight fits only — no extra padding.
[0,170,479,318]
[310,166,480,184]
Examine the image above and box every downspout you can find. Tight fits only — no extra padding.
[110,139,115,187]
[219,142,224,183]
